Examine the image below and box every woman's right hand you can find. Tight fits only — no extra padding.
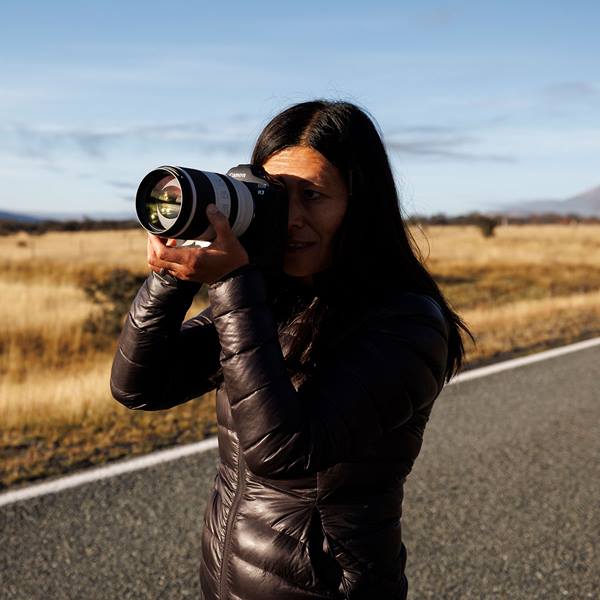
[145,204,250,284]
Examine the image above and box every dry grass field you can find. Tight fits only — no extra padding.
[2,224,600,489]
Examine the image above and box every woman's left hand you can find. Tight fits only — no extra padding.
[147,203,250,284]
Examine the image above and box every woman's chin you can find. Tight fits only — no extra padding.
[282,264,314,284]
[283,255,333,284]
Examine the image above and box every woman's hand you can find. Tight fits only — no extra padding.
[147,203,250,284]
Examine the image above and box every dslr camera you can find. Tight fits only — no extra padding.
[136,164,288,272]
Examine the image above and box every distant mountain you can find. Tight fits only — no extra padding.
[492,185,600,218]
[0,210,41,223]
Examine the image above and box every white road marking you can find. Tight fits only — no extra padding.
[448,336,600,384]
[1,336,598,507]
[0,437,218,507]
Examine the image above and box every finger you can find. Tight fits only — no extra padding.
[148,233,169,244]
[206,204,233,241]
[148,252,185,274]
[148,235,188,275]
[148,233,166,255]
[148,234,184,264]
[147,235,160,265]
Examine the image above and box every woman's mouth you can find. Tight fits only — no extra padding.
[286,241,316,253]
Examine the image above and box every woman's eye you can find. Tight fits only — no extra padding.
[303,189,321,201]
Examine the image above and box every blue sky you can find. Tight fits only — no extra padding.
[2,0,599,217]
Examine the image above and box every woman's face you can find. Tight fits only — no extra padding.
[262,145,349,285]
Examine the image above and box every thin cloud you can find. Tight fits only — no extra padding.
[387,132,517,163]
[419,4,463,26]
[107,180,137,190]
[105,181,138,204]
[4,118,518,166]
[388,125,458,135]
[4,121,248,161]
[542,81,599,103]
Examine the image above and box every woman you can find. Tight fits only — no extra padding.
[111,99,474,599]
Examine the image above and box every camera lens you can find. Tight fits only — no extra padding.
[146,175,182,228]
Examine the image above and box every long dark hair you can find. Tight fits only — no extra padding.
[251,99,475,387]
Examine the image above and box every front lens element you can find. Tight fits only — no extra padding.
[145,175,182,230]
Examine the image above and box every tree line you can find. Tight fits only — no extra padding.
[1,211,599,238]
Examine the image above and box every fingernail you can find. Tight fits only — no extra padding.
[207,204,218,215]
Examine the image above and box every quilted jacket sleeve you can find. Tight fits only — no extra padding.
[110,270,222,410]
[208,263,449,479]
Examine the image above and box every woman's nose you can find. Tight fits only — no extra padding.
[287,193,306,230]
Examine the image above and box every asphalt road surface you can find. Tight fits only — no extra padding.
[1,344,598,599]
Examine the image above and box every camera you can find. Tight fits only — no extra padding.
[136,164,288,271]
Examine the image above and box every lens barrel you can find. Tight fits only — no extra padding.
[136,166,257,240]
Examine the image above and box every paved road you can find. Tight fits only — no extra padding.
[1,345,598,599]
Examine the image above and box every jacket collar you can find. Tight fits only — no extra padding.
[281,266,338,303]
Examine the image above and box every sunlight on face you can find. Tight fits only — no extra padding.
[262,146,349,285]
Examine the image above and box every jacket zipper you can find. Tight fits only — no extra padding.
[219,448,246,599]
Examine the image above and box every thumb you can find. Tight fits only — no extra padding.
[206,204,232,239]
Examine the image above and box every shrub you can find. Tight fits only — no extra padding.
[81,269,148,350]
[475,215,500,237]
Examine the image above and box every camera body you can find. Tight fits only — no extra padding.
[136,164,288,272]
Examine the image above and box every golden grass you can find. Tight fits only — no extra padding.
[1,224,600,489]
[0,279,95,332]
[1,356,116,428]
[411,223,600,267]
[462,288,600,360]
[0,271,206,382]
[0,229,149,284]
[0,279,100,379]
[410,224,600,312]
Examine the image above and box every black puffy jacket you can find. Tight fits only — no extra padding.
[110,263,449,599]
